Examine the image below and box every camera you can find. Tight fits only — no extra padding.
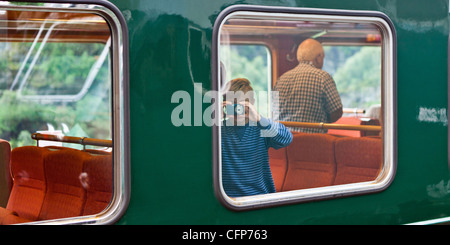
[224,104,245,116]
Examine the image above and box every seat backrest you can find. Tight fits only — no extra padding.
[328,117,380,137]
[5,146,114,223]
[328,117,364,137]
[334,137,382,185]
[0,139,11,207]
[7,146,48,221]
[38,148,86,220]
[268,147,288,192]
[82,152,113,215]
[283,133,337,191]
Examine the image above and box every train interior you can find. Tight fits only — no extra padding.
[0,9,114,224]
[219,16,384,194]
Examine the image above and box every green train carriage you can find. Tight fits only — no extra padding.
[0,0,446,226]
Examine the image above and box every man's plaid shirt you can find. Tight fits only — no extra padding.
[273,62,342,133]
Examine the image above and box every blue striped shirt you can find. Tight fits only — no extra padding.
[221,117,293,197]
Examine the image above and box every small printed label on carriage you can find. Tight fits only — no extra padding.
[417,107,447,126]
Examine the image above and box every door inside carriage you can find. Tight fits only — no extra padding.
[219,13,384,198]
[0,7,114,224]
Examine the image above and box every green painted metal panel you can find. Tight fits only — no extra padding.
[109,0,449,224]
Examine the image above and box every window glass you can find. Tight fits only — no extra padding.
[323,46,381,110]
[215,9,395,209]
[220,44,271,118]
[0,4,124,224]
[17,42,110,99]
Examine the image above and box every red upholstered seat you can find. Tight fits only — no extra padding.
[282,133,337,191]
[268,147,288,192]
[38,148,87,220]
[0,139,11,206]
[6,146,49,222]
[0,146,114,224]
[82,152,113,215]
[334,137,382,185]
[328,116,380,137]
[0,207,31,224]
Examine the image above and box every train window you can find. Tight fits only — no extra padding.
[0,2,129,224]
[213,6,396,210]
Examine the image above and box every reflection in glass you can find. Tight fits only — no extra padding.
[219,14,384,199]
[0,8,113,224]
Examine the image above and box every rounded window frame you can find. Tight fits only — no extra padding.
[1,0,130,224]
[212,5,397,211]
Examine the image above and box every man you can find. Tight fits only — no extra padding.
[274,38,343,133]
[221,78,292,197]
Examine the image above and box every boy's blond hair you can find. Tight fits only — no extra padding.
[223,78,255,103]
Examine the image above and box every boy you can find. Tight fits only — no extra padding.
[221,78,293,197]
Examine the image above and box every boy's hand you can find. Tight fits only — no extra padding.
[222,101,232,118]
[239,101,261,122]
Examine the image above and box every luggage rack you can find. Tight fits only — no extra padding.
[31,133,112,150]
